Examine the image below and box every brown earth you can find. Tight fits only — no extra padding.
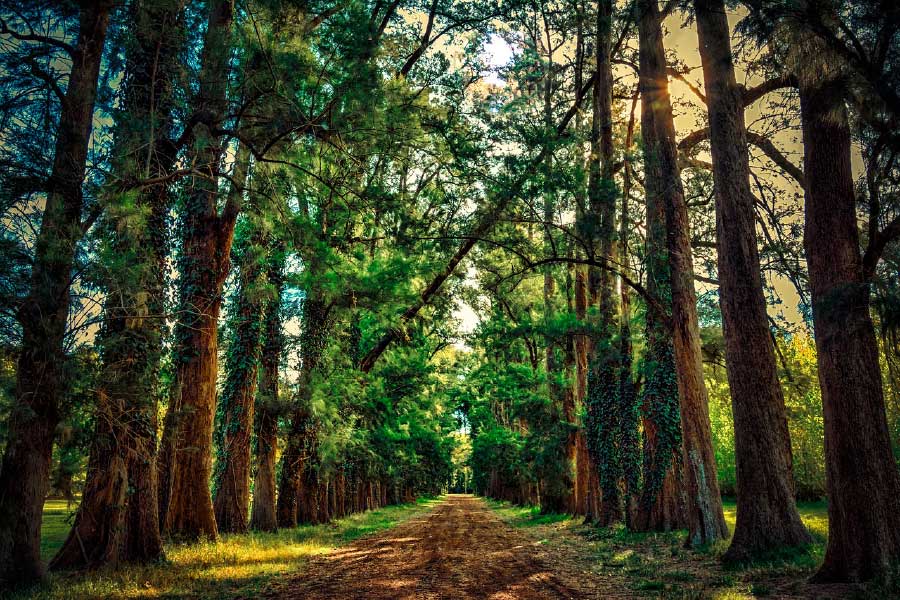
[265,494,624,599]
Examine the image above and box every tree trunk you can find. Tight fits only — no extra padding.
[250,254,285,532]
[213,228,269,533]
[276,294,329,527]
[584,0,623,527]
[50,0,184,570]
[52,0,184,570]
[634,171,686,532]
[0,1,112,586]
[276,409,305,528]
[157,0,237,540]
[695,0,811,561]
[637,0,728,546]
[573,267,603,520]
[799,70,900,583]
[562,258,578,514]
[618,98,643,527]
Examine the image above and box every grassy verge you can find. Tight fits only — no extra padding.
[9,496,442,600]
[486,497,885,599]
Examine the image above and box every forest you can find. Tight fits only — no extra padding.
[0,0,898,597]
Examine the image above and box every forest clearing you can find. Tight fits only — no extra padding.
[0,0,899,598]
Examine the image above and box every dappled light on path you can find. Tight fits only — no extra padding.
[266,494,604,599]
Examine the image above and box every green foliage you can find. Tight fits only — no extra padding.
[706,333,827,500]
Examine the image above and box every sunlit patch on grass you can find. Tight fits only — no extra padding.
[485,495,840,598]
[10,495,441,599]
[39,499,78,560]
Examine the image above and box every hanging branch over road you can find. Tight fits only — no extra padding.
[358,71,599,373]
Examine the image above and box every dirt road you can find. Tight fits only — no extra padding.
[267,494,597,599]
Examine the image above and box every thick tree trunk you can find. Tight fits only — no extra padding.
[0,1,112,586]
[158,0,237,540]
[50,0,184,571]
[213,230,269,533]
[799,73,900,583]
[251,406,279,531]
[636,412,686,531]
[634,129,687,533]
[637,0,728,546]
[695,0,811,561]
[276,405,310,529]
[250,256,285,532]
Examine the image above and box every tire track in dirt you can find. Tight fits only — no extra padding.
[265,494,593,599]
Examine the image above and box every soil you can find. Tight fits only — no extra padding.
[265,494,624,599]
[265,494,871,599]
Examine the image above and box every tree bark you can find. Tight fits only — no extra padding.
[250,253,285,532]
[0,1,112,585]
[157,0,237,540]
[584,0,624,527]
[213,228,269,533]
[276,294,329,528]
[799,70,900,583]
[695,0,811,561]
[634,163,686,532]
[49,0,184,570]
[619,98,643,528]
[637,0,728,546]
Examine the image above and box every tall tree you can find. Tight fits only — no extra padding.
[798,42,900,582]
[637,0,728,546]
[694,0,811,561]
[49,0,185,570]
[276,292,330,527]
[249,249,286,532]
[634,131,686,532]
[213,216,270,533]
[157,0,239,540]
[618,96,648,529]
[0,0,113,584]
[584,0,624,527]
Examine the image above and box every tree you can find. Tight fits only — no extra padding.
[249,247,286,532]
[797,38,900,583]
[49,0,185,570]
[583,0,625,527]
[634,132,686,532]
[213,211,271,533]
[0,0,113,584]
[637,0,728,546]
[694,0,811,561]
[157,0,239,540]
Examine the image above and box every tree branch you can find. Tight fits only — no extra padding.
[863,214,900,279]
[358,69,599,372]
[0,16,75,56]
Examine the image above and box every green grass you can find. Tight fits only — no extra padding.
[39,499,79,561]
[10,496,441,600]
[486,496,854,599]
[482,499,571,528]
[717,498,828,572]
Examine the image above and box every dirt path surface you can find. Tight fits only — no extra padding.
[266,494,607,599]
